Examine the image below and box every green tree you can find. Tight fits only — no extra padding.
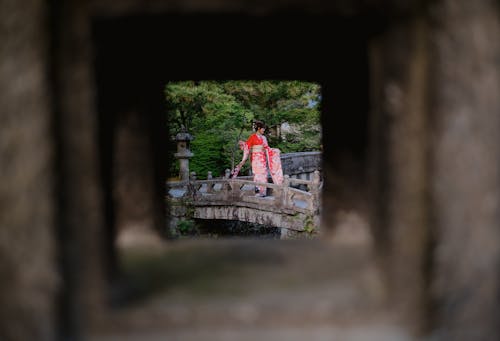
[165,81,321,178]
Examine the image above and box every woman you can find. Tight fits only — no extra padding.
[232,120,284,196]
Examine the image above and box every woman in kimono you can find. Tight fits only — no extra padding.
[232,120,283,196]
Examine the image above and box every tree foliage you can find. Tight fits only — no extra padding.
[165,81,321,178]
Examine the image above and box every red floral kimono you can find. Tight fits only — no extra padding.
[232,133,283,194]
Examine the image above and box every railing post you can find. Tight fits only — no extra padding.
[221,169,230,201]
[311,170,321,211]
[207,171,213,193]
[312,170,320,187]
[186,171,196,197]
[282,175,290,208]
[190,171,197,181]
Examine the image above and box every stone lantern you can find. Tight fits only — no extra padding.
[174,126,194,181]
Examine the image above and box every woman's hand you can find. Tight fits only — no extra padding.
[231,163,242,178]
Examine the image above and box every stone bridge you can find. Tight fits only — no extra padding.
[167,171,322,238]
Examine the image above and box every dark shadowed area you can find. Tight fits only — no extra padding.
[2,1,500,341]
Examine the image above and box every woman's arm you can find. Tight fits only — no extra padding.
[239,140,249,165]
[261,135,271,151]
[231,140,249,178]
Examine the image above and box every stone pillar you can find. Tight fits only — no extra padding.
[429,1,500,339]
[369,12,431,334]
[0,1,57,339]
[174,128,194,181]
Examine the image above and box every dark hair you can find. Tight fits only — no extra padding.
[253,120,266,131]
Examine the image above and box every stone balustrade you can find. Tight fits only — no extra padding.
[166,170,322,238]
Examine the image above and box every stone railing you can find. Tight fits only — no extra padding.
[166,170,322,216]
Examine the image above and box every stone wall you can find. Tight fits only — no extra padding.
[2,0,500,340]
[280,151,322,177]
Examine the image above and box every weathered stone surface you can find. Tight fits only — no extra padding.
[280,151,322,177]
[369,13,431,333]
[0,0,57,340]
[429,1,500,339]
[193,206,312,232]
[4,0,500,340]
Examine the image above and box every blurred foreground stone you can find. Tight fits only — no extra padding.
[92,237,408,341]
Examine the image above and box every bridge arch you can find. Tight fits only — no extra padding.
[167,172,321,239]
